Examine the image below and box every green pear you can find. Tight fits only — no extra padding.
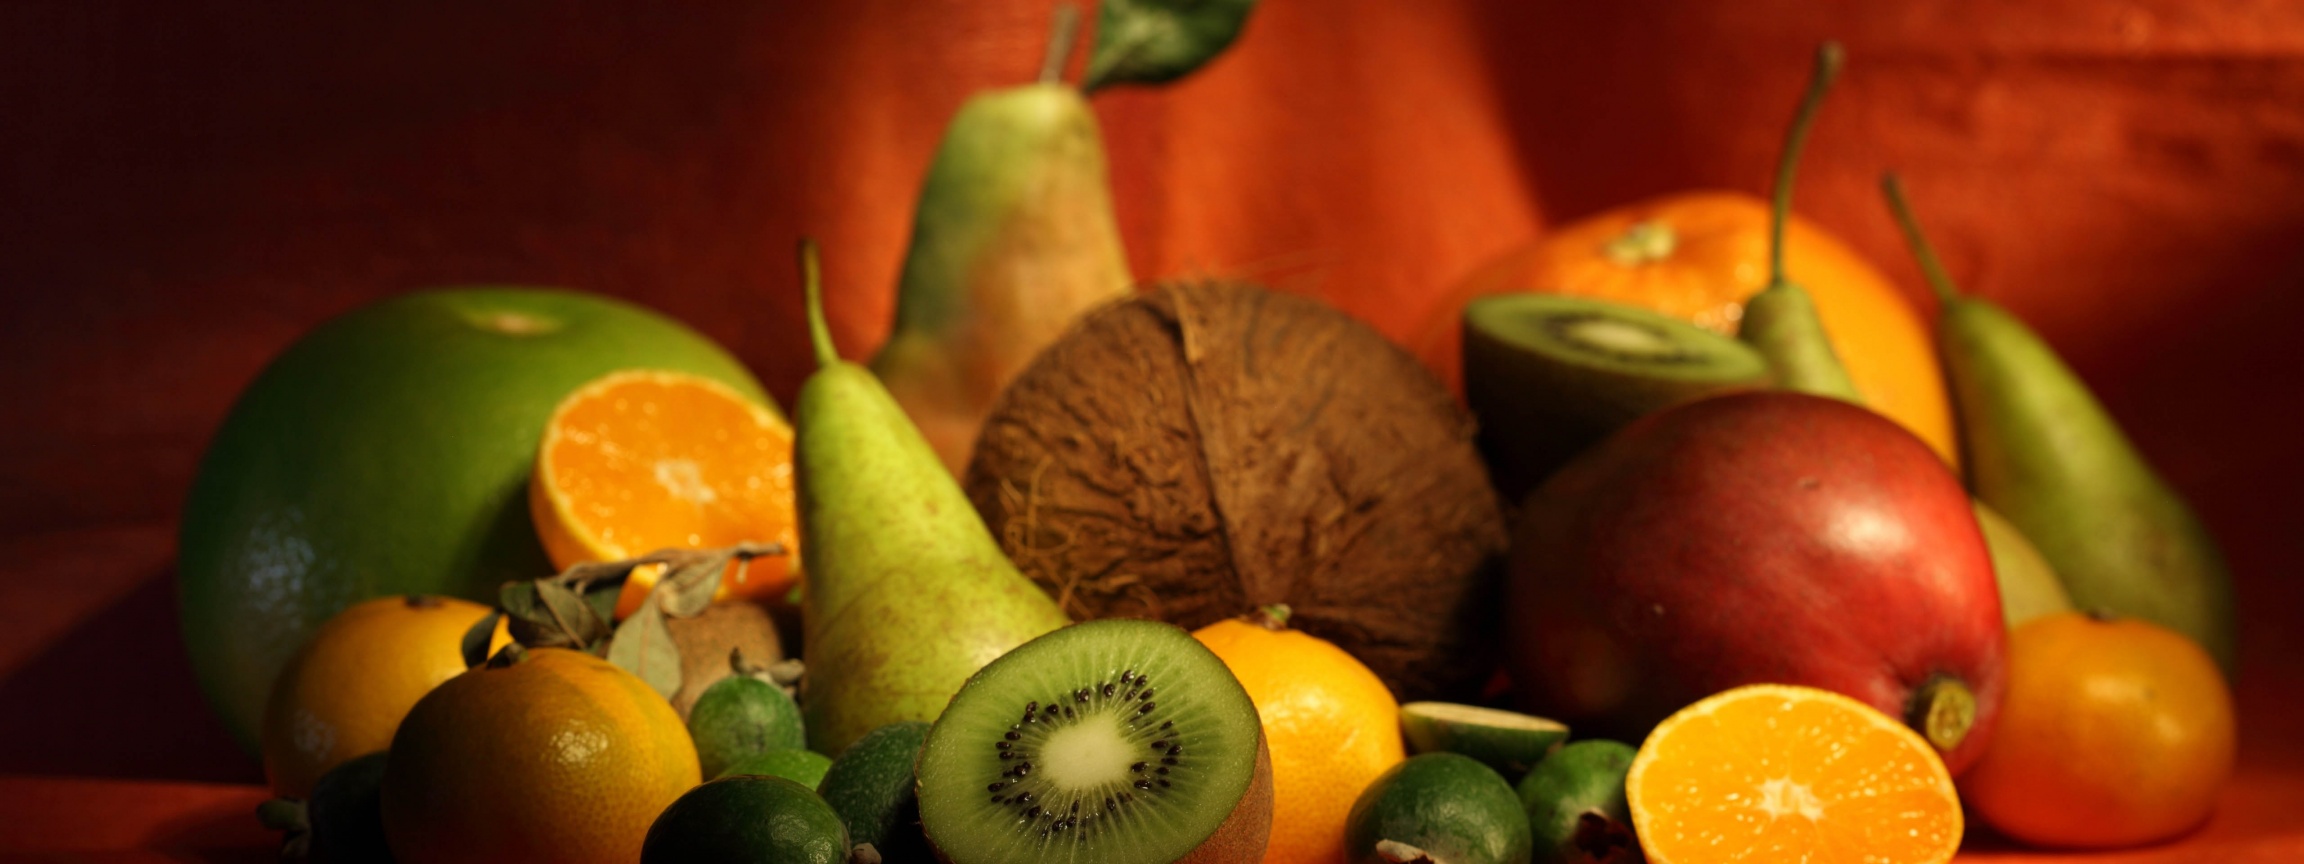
[1738,42,1863,403]
[871,12,1131,475]
[794,242,1071,756]
[1882,175,2237,671]
[1972,501,2073,629]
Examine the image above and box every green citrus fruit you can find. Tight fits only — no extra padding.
[179,289,766,751]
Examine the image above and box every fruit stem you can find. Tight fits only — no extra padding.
[801,238,840,370]
[1879,173,1965,306]
[1905,675,1977,755]
[403,594,442,609]
[1039,3,1083,86]
[485,642,529,669]
[1253,604,1293,630]
[1600,220,1679,267]
[1768,41,1842,291]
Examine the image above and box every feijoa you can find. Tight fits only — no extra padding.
[1345,752,1531,864]
[1517,740,1640,864]
[816,721,932,862]
[687,672,804,779]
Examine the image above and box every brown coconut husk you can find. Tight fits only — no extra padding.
[964,280,1510,700]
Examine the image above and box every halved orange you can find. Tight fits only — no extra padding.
[1627,684,1963,864]
[529,370,798,619]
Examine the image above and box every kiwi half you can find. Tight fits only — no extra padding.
[1463,294,1772,504]
[917,619,1273,864]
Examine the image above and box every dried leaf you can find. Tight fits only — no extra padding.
[460,610,502,669]
[607,593,682,700]
[658,549,736,619]
[498,582,565,649]
[535,580,610,649]
[1084,0,1258,92]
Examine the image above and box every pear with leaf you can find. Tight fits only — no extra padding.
[798,241,1071,756]
[872,1,1262,474]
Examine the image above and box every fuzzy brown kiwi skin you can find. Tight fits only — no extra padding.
[923,730,1273,864]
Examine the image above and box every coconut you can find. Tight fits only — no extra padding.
[964,280,1510,700]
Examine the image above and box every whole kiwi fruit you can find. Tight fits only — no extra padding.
[965,280,1510,701]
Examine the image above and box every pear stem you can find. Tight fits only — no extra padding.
[1879,173,1965,306]
[1039,4,1083,86]
[1768,42,1843,290]
[1252,604,1292,630]
[801,238,839,370]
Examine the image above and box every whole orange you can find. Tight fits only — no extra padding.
[259,594,507,798]
[1414,192,1957,466]
[1961,611,2235,848]
[381,646,702,864]
[1193,606,1406,864]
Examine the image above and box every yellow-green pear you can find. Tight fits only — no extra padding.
[870,12,1131,475]
[794,242,1070,756]
[1883,175,2237,671]
[1973,501,2073,629]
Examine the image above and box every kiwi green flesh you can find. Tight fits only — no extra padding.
[1464,294,1771,389]
[1463,293,1772,503]
[918,619,1261,864]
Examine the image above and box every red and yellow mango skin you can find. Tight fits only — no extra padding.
[1505,391,2006,776]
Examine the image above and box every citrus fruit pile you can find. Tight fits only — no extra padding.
[183,18,2245,864]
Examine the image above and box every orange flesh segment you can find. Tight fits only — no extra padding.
[1629,685,1962,864]
[538,371,797,614]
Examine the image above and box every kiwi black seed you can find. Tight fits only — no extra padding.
[1462,293,1773,503]
[916,619,1270,864]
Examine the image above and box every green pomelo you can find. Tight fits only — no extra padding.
[719,748,836,789]
[689,674,807,779]
[1345,752,1532,864]
[1398,702,1569,783]
[642,775,851,864]
[817,721,933,862]
[1517,740,1639,864]
[179,289,766,751]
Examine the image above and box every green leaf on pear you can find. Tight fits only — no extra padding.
[1084,0,1258,92]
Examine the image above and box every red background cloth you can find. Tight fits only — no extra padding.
[2,0,2300,858]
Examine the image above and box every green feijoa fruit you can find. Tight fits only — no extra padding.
[719,748,836,789]
[818,721,933,862]
[1517,740,1640,864]
[916,619,1273,864]
[687,673,805,779]
[642,775,851,864]
[1346,752,1531,864]
[307,750,394,864]
[1399,702,1570,782]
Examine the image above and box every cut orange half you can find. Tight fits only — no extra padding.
[529,370,798,619]
[1627,684,1962,864]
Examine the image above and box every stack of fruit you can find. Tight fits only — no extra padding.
[174,7,2243,864]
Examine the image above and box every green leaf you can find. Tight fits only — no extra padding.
[498,582,561,649]
[607,593,682,700]
[460,610,502,669]
[1084,0,1259,92]
[535,580,610,649]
